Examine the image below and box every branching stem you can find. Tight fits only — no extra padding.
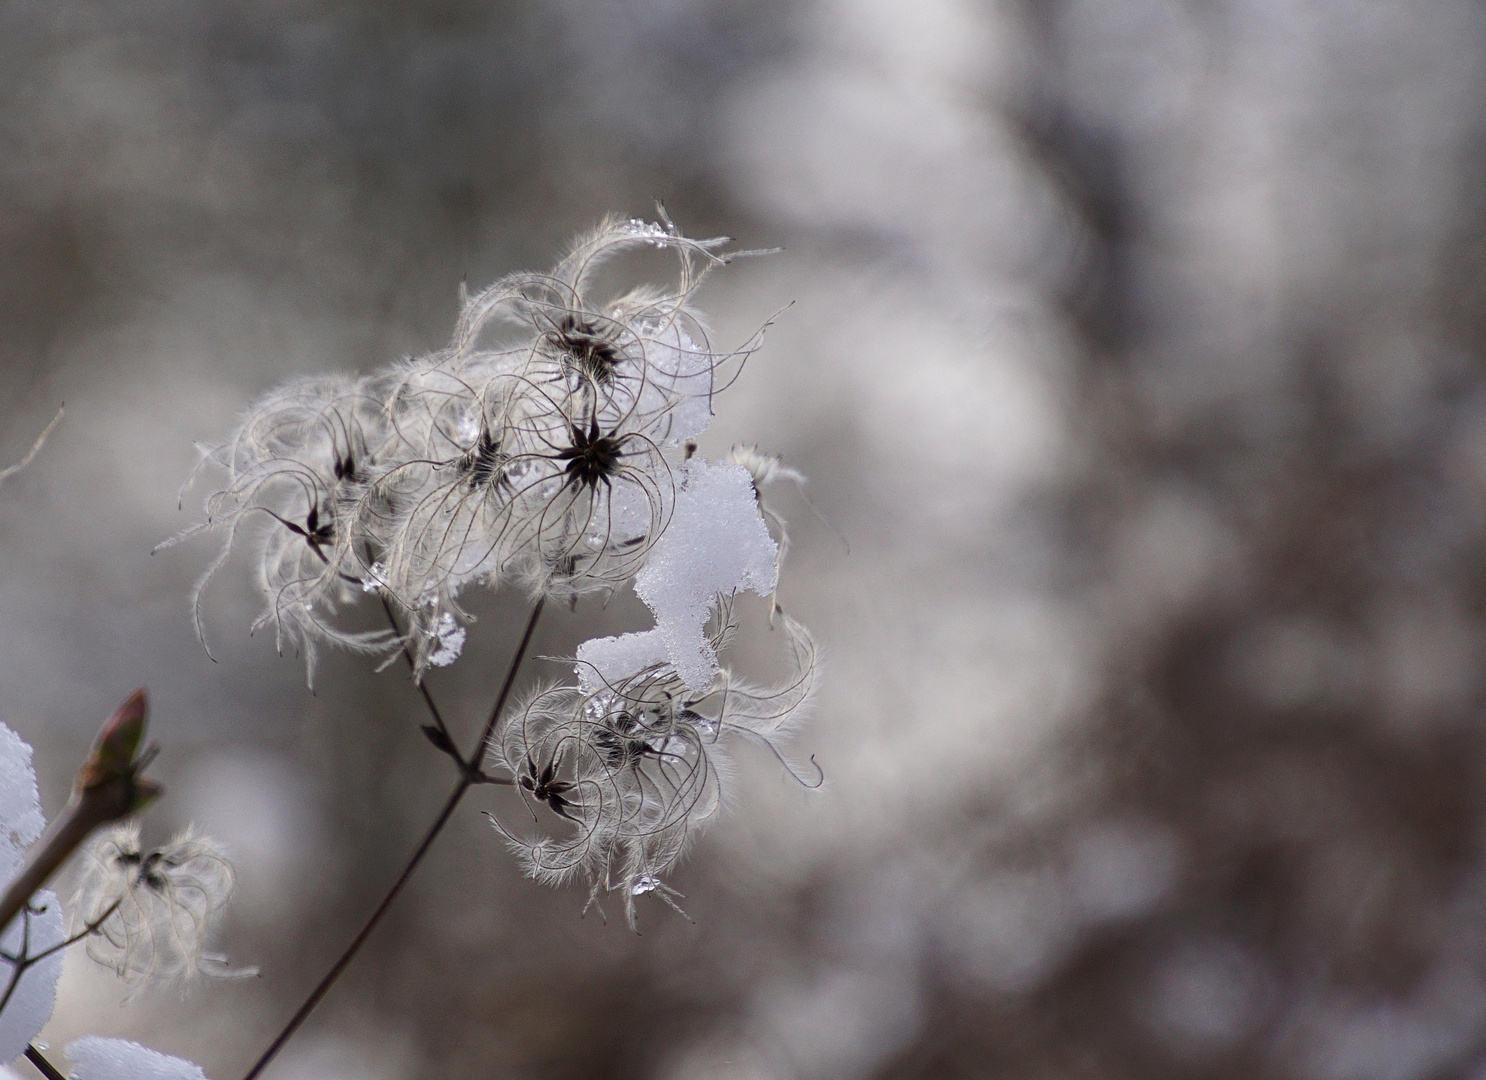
[241,597,545,1080]
[378,597,516,787]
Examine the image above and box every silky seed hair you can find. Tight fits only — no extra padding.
[171,216,775,682]
[162,215,821,932]
[72,823,252,992]
[161,376,398,685]
[486,612,818,927]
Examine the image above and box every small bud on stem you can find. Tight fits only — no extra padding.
[0,690,162,936]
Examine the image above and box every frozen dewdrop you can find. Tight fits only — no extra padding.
[0,890,65,1062]
[633,459,778,691]
[621,218,671,246]
[360,562,388,594]
[66,1038,211,1080]
[583,691,616,720]
[577,631,673,690]
[631,875,661,896]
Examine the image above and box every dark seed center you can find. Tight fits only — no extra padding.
[550,315,620,384]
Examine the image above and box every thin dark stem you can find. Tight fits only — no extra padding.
[25,1044,65,1080]
[241,597,545,1080]
[379,598,515,785]
[378,596,457,760]
[241,779,464,1080]
[0,898,124,1031]
[0,910,29,1016]
[26,897,123,966]
[479,596,546,754]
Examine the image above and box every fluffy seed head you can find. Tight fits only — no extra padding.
[170,216,774,680]
[488,613,818,927]
[72,823,252,990]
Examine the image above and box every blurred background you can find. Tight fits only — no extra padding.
[2,0,1486,1076]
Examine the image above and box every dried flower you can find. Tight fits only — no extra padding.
[489,613,818,927]
[171,215,774,680]
[72,824,252,990]
[161,376,396,685]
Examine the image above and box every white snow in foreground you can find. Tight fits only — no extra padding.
[0,887,63,1064]
[579,459,777,691]
[0,726,45,883]
[67,1038,211,1080]
[0,723,63,1062]
[576,630,672,690]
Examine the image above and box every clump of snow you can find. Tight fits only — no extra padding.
[0,889,64,1062]
[577,631,673,691]
[0,725,45,884]
[580,460,778,691]
[0,722,63,1062]
[66,1038,211,1080]
[427,612,467,668]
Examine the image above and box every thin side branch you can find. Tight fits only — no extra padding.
[0,407,63,489]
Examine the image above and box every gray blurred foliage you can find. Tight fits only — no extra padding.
[4,0,1486,1077]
